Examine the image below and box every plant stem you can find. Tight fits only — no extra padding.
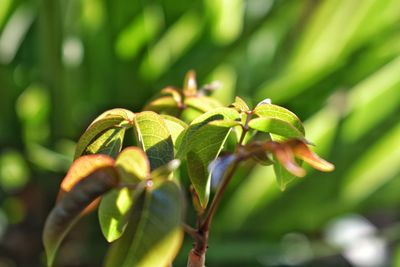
[186,159,241,267]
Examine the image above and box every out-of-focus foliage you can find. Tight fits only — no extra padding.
[0,0,399,266]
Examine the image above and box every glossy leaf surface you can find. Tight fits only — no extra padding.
[248,117,305,140]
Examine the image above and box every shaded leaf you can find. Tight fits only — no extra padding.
[105,181,184,267]
[150,159,181,183]
[177,107,240,207]
[253,104,305,135]
[248,117,305,140]
[115,147,150,183]
[209,154,237,190]
[85,127,125,158]
[43,166,119,266]
[134,111,174,170]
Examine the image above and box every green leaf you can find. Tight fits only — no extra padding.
[177,107,240,207]
[231,96,250,112]
[143,96,180,116]
[98,147,151,242]
[59,154,115,199]
[115,147,150,183]
[74,109,134,159]
[85,127,125,158]
[150,159,181,183]
[105,181,184,267]
[161,114,188,146]
[253,104,305,135]
[43,166,119,267]
[98,186,144,243]
[273,158,297,191]
[184,95,222,113]
[248,117,305,140]
[134,111,174,170]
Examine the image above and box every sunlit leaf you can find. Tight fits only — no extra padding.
[98,185,144,243]
[231,96,250,112]
[288,140,334,172]
[161,114,188,146]
[43,166,119,267]
[58,154,115,199]
[184,95,222,113]
[183,70,197,96]
[115,147,150,183]
[248,117,305,140]
[104,181,184,267]
[134,111,174,170]
[253,104,305,135]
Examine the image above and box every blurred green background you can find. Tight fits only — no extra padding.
[1,0,400,266]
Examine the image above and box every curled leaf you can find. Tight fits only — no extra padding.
[288,140,335,172]
[273,146,306,177]
[43,166,119,266]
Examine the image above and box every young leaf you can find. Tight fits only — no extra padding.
[253,104,305,135]
[177,107,240,207]
[161,115,188,146]
[90,108,135,125]
[183,70,197,96]
[115,147,150,183]
[231,96,250,112]
[134,111,174,170]
[104,181,184,267]
[43,166,119,267]
[248,117,305,140]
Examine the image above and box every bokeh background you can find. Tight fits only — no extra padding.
[1,0,400,266]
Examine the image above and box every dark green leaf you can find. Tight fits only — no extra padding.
[43,166,119,267]
[104,181,184,267]
[134,111,174,170]
[177,107,240,207]
[85,127,125,158]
